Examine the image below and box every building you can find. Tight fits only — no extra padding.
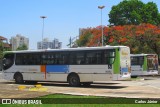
[37,38,62,49]
[0,36,11,51]
[10,34,29,51]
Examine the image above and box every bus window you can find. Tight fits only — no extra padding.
[59,52,69,65]
[69,52,85,65]
[86,51,102,64]
[16,53,42,65]
[3,53,14,70]
[76,52,85,65]
[69,52,76,64]
[104,50,115,64]
[131,56,144,66]
[42,53,50,65]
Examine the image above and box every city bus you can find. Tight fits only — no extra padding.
[2,46,131,87]
[130,54,159,77]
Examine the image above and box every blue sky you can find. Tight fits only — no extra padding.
[0,0,159,49]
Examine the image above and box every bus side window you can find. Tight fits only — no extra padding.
[131,56,144,66]
[76,52,85,65]
[16,53,26,65]
[104,50,115,64]
[69,52,85,65]
[58,52,69,65]
[86,52,95,64]
[139,57,144,66]
[85,51,103,65]
[69,52,76,65]
[32,53,41,65]
[42,53,49,65]
[15,54,21,65]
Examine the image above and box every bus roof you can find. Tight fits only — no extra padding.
[130,54,157,57]
[4,46,129,54]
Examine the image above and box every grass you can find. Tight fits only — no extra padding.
[0,104,160,107]
[1,94,160,107]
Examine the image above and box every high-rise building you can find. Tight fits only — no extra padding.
[10,34,29,51]
[37,38,62,49]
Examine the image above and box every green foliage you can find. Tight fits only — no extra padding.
[142,2,160,25]
[16,44,28,50]
[77,24,160,62]
[77,31,92,47]
[0,41,3,59]
[0,41,10,59]
[109,0,160,25]
[1,104,160,107]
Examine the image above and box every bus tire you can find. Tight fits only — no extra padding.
[131,76,137,78]
[68,74,80,87]
[14,73,24,84]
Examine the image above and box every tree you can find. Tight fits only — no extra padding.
[109,0,160,25]
[141,2,160,25]
[0,41,3,59]
[16,44,28,50]
[77,29,93,47]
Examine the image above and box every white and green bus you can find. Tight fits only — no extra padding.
[2,46,131,87]
[130,54,159,77]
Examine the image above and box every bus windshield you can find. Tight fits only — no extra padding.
[3,53,14,70]
[0,59,2,71]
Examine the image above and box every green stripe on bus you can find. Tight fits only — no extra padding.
[143,56,147,71]
[113,48,120,74]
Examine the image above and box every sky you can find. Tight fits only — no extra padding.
[0,0,160,49]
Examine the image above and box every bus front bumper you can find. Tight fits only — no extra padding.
[113,73,131,80]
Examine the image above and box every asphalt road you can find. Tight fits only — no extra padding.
[0,75,160,99]
[0,73,3,80]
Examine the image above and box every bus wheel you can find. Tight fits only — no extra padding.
[131,76,137,78]
[14,73,24,84]
[68,74,80,87]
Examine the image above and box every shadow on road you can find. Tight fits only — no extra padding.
[38,82,127,89]
[0,81,127,89]
[0,81,15,84]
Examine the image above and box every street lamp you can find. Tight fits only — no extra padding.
[68,36,79,48]
[40,16,47,49]
[98,6,105,46]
